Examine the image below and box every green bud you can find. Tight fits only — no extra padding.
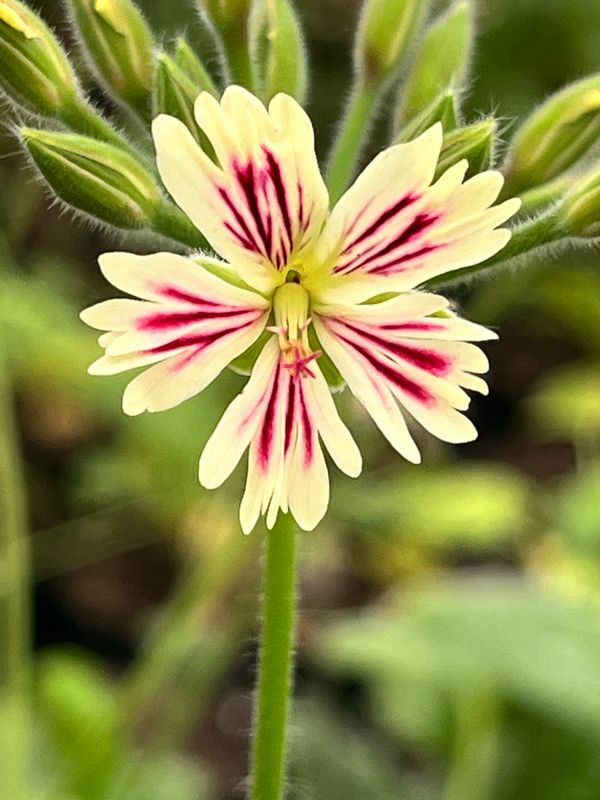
[249,0,307,102]
[356,0,428,87]
[561,168,600,237]
[399,1,473,126]
[196,0,252,85]
[434,118,495,181]
[395,88,458,143]
[21,127,160,229]
[0,0,78,114]
[153,53,205,143]
[68,0,155,117]
[505,75,600,193]
[173,38,217,96]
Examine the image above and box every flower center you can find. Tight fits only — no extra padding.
[270,283,320,380]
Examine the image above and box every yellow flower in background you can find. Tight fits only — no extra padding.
[81,86,520,533]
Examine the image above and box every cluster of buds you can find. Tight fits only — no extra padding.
[0,0,309,245]
[1,0,600,253]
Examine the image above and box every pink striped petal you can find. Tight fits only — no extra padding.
[199,339,361,534]
[314,291,497,458]
[81,251,269,414]
[152,87,329,294]
[308,127,520,303]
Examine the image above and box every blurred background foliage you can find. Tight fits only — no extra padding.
[1,0,600,798]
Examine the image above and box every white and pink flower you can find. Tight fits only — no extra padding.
[81,86,520,533]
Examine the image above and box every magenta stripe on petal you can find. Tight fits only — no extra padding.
[339,334,434,404]
[299,383,314,467]
[146,316,257,358]
[369,242,441,275]
[258,362,282,470]
[264,147,294,251]
[380,321,446,333]
[342,194,419,255]
[158,286,229,306]
[138,307,257,331]
[284,378,297,454]
[336,212,440,275]
[332,319,451,375]
[219,186,264,255]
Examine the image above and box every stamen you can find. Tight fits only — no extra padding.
[272,283,320,380]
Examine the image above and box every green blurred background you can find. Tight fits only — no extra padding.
[1,0,600,798]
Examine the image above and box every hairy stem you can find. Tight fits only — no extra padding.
[249,514,297,800]
[326,81,379,205]
[0,343,31,800]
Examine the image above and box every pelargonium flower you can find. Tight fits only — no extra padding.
[81,86,520,533]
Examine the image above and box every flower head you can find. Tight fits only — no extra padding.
[81,85,520,533]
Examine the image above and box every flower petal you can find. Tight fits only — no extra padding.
[199,338,360,533]
[314,291,495,456]
[152,86,329,293]
[81,251,269,414]
[308,126,520,303]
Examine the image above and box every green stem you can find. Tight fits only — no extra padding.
[0,342,31,800]
[249,514,297,800]
[428,209,569,289]
[326,81,380,204]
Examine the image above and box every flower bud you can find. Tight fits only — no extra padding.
[196,0,252,84]
[505,75,600,193]
[356,0,428,87]
[68,0,155,117]
[395,88,458,143]
[173,38,217,96]
[249,0,307,102]
[561,168,600,237]
[0,0,78,114]
[399,1,472,125]
[21,127,160,229]
[434,118,495,180]
[153,52,205,142]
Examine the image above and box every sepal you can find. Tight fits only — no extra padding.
[435,117,495,180]
[395,88,458,143]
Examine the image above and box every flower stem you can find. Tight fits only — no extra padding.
[0,343,31,800]
[249,513,297,800]
[326,81,379,205]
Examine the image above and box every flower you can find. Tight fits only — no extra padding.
[81,85,520,533]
